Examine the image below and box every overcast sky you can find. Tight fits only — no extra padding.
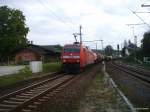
[1,0,150,49]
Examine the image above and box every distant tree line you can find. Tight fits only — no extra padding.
[141,31,150,57]
[121,30,150,61]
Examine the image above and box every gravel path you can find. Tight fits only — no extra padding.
[78,72,130,112]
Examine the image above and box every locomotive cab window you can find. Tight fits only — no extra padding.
[64,47,80,53]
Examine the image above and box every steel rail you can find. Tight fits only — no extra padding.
[10,75,75,112]
[0,73,68,112]
[111,62,150,85]
[114,62,150,77]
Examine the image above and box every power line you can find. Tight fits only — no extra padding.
[129,9,150,28]
[135,11,150,13]
[44,0,75,26]
[37,0,75,31]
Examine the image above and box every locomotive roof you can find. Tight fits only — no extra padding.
[64,43,80,47]
[64,43,93,51]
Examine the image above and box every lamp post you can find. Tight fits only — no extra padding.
[126,23,144,60]
[126,23,145,46]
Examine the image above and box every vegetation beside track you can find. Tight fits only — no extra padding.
[43,62,61,73]
[121,57,150,70]
[0,66,32,87]
[77,72,130,112]
[0,62,61,87]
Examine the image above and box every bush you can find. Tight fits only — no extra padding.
[43,62,61,73]
[0,66,32,87]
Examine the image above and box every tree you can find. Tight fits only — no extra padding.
[0,6,29,63]
[105,45,114,56]
[141,31,150,57]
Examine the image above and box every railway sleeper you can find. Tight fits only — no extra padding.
[16,95,32,99]
[22,109,32,112]
[26,91,38,94]
[53,89,61,93]
[32,89,47,91]
[9,97,28,101]
[3,100,22,104]
[36,86,49,89]
[0,104,17,108]
[33,102,41,105]
[0,108,10,112]
[38,98,46,102]
[21,93,34,96]
[29,90,43,92]
[42,96,50,99]
[28,105,37,109]
[45,93,53,97]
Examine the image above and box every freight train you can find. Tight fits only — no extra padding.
[61,42,103,72]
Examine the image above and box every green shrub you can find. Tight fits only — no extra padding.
[0,62,61,87]
[43,62,61,73]
[0,66,32,87]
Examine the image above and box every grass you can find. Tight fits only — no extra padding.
[121,58,150,70]
[43,62,61,73]
[78,72,130,112]
[0,62,61,87]
[0,66,32,87]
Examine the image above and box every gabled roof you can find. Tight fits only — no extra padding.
[14,44,62,55]
[40,45,62,53]
[26,45,46,55]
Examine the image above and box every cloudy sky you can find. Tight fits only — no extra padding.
[1,0,150,49]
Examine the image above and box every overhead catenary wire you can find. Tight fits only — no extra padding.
[44,0,75,26]
[129,9,150,28]
[37,0,75,32]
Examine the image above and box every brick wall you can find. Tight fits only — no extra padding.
[15,49,41,64]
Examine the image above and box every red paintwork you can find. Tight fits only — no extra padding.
[61,43,96,69]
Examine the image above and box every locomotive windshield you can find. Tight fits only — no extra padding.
[64,47,80,53]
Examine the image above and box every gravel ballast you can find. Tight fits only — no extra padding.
[78,72,130,112]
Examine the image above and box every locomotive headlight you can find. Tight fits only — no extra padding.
[76,60,80,62]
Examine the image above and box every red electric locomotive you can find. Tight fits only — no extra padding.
[61,42,96,72]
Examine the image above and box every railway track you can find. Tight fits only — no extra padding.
[116,62,150,76]
[111,62,150,86]
[0,73,76,112]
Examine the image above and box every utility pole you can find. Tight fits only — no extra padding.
[100,40,104,55]
[100,40,103,51]
[126,24,141,60]
[134,36,137,46]
[126,23,144,46]
[79,25,82,44]
[95,43,97,52]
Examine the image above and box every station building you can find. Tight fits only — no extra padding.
[14,44,62,64]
